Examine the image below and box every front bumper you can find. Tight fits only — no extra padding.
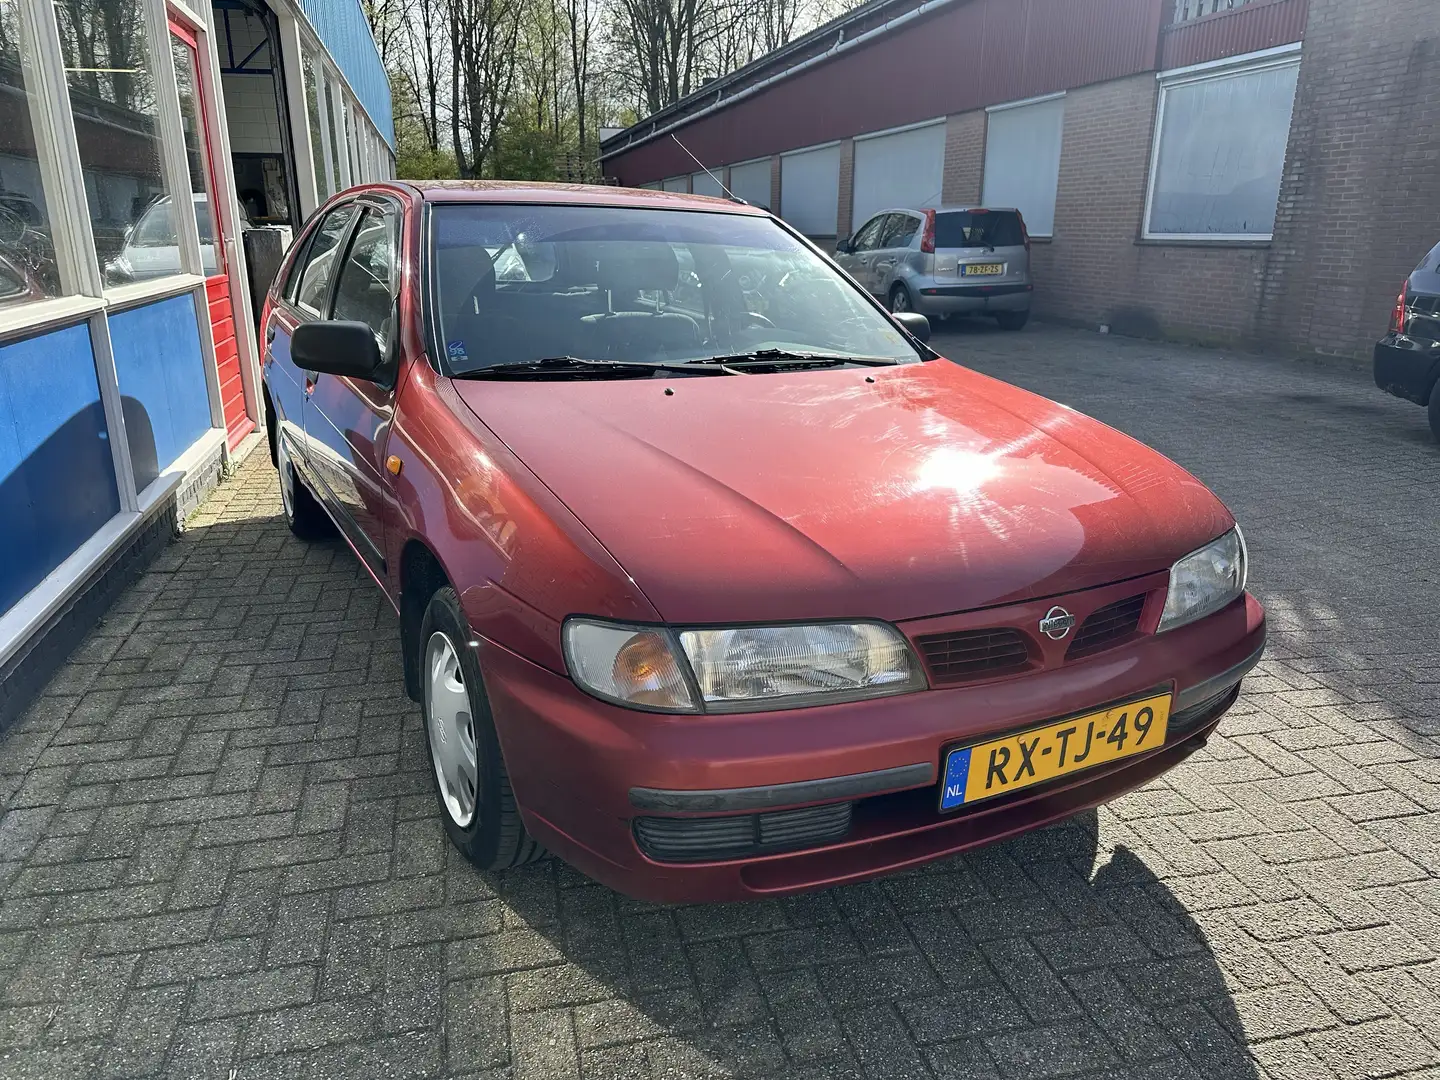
[913,282,1032,317]
[1374,335,1440,405]
[479,591,1265,903]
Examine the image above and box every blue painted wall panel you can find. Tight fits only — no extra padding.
[0,322,121,614]
[109,295,214,492]
[300,0,395,147]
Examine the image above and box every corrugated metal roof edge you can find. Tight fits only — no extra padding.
[599,0,944,158]
[285,0,396,148]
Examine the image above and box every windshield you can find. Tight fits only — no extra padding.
[430,204,922,374]
[933,210,1024,249]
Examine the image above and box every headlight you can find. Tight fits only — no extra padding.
[562,618,925,713]
[1157,527,1247,633]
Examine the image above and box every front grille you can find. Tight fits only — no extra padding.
[1066,595,1146,660]
[634,802,853,863]
[915,628,1030,684]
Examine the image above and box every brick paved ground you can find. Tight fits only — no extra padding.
[1,324,1438,1080]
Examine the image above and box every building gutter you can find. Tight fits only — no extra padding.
[600,0,965,163]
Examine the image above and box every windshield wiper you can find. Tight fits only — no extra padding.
[454,355,739,379]
[685,349,902,369]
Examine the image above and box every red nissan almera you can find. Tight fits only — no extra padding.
[260,182,1265,903]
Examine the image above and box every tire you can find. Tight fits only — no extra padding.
[995,310,1030,332]
[888,283,913,314]
[275,429,333,540]
[419,586,544,871]
[1429,379,1440,443]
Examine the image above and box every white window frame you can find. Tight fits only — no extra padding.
[0,0,237,670]
[982,91,1065,238]
[1142,44,1302,243]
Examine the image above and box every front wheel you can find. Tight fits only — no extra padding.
[276,430,333,540]
[419,587,544,872]
[995,310,1030,332]
[1428,379,1440,443]
[888,284,913,314]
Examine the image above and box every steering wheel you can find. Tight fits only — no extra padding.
[746,312,775,328]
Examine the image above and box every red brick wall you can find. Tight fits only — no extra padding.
[941,111,986,205]
[836,138,856,238]
[1030,73,1268,344]
[1260,0,1440,358]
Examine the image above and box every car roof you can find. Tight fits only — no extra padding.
[408,180,769,216]
[865,205,1022,219]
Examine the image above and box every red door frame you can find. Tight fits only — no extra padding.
[169,14,254,449]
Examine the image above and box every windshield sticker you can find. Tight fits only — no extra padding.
[447,340,468,362]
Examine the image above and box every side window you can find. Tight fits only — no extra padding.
[293,204,359,315]
[331,206,399,352]
[886,214,920,249]
[851,215,888,252]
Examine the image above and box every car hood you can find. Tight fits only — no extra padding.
[450,360,1233,624]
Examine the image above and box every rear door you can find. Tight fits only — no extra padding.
[841,214,891,294]
[874,212,921,292]
[932,210,1028,285]
[303,199,403,578]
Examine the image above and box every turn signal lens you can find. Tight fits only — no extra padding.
[563,620,697,711]
[612,632,691,708]
[1391,282,1407,333]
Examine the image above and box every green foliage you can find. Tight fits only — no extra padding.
[394,111,458,180]
[489,118,562,181]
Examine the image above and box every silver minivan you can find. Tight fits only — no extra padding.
[833,206,1033,330]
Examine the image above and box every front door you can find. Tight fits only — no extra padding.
[302,201,401,578]
[170,20,252,449]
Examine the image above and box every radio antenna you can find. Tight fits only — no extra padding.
[670,134,742,204]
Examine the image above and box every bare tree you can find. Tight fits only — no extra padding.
[562,0,598,173]
[448,0,522,176]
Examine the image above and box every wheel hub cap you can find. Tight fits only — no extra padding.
[425,632,478,827]
[277,435,295,520]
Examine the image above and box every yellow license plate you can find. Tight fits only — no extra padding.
[939,693,1171,810]
[962,263,1004,276]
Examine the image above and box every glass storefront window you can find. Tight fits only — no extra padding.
[54,0,174,286]
[0,0,63,305]
[324,75,345,190]
[302,50,328,201]
[169,36,223,278]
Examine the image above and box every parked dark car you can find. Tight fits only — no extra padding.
[1374,240,1440,442]
[260,181,1264,903]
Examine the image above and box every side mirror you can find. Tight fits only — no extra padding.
[892,310,931,343]
[292,320,386,381]
[835,236,852,254]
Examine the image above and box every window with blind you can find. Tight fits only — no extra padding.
[1145,53,1300,240]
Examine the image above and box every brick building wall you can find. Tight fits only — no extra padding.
[836,138,856,238]
[1260,0,1440,358]
[941,110,986,205]
[1032,74,1269,344]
